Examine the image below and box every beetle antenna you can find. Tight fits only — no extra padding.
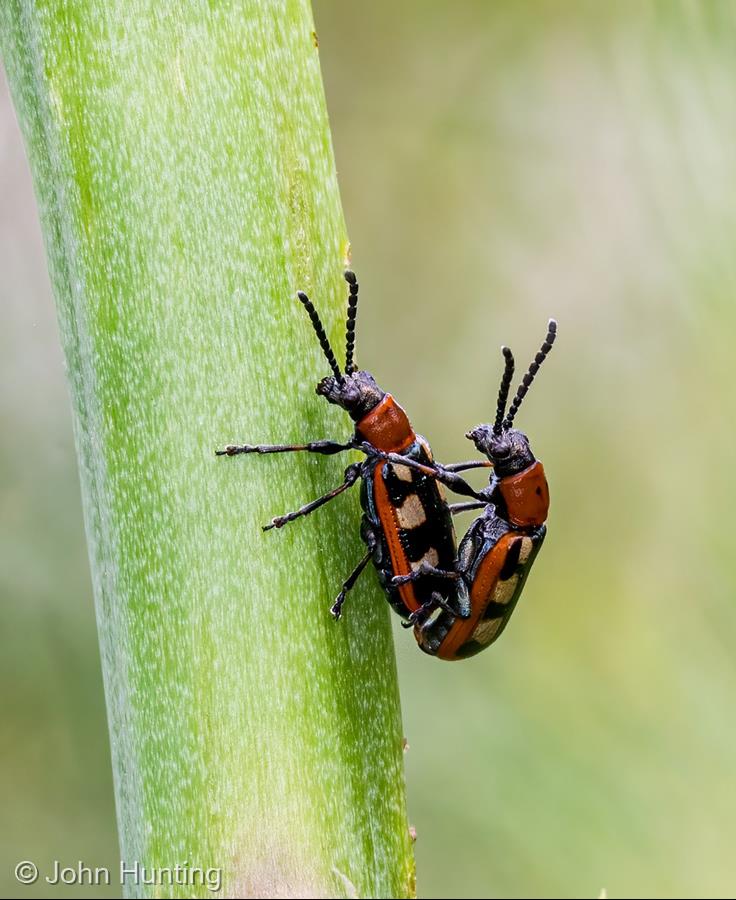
[344,270,359,374]
[297,290,343,382]
[493,346,515,435]
[503,319,557,429]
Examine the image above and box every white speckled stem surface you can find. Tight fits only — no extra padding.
[1,3,414,897]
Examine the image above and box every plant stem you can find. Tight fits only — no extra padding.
[1,2,414,896]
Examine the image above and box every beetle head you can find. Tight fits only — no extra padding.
[317,370,384,421]
[466,424,534,478]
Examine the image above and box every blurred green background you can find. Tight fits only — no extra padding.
[3,2,736,897]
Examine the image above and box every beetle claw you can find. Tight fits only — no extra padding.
[330,593,346,620]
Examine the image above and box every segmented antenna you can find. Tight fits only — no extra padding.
[493,346,515,434]
[344,270,359,374]
[503,319,557,429]
[297,291,343,382]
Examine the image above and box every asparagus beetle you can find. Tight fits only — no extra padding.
[216,271,485,621]
[396,321,557,660]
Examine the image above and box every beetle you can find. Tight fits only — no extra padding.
[216,271,485,621]
[391,320,557,660]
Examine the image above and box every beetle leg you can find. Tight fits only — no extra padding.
[429,591,461,617]
[401,592,460,628]
[331,526,378,619]
[217,439,357,457]
[391,561,460,587]
[429,467,485,500]
[330,550,373,620]
[359,446,484,501]
[263,462,363,531]
[453,578,473,619]
[442,460,493,473]
[449,501,487,515]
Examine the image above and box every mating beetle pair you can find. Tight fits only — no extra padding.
[217,271,556,660]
